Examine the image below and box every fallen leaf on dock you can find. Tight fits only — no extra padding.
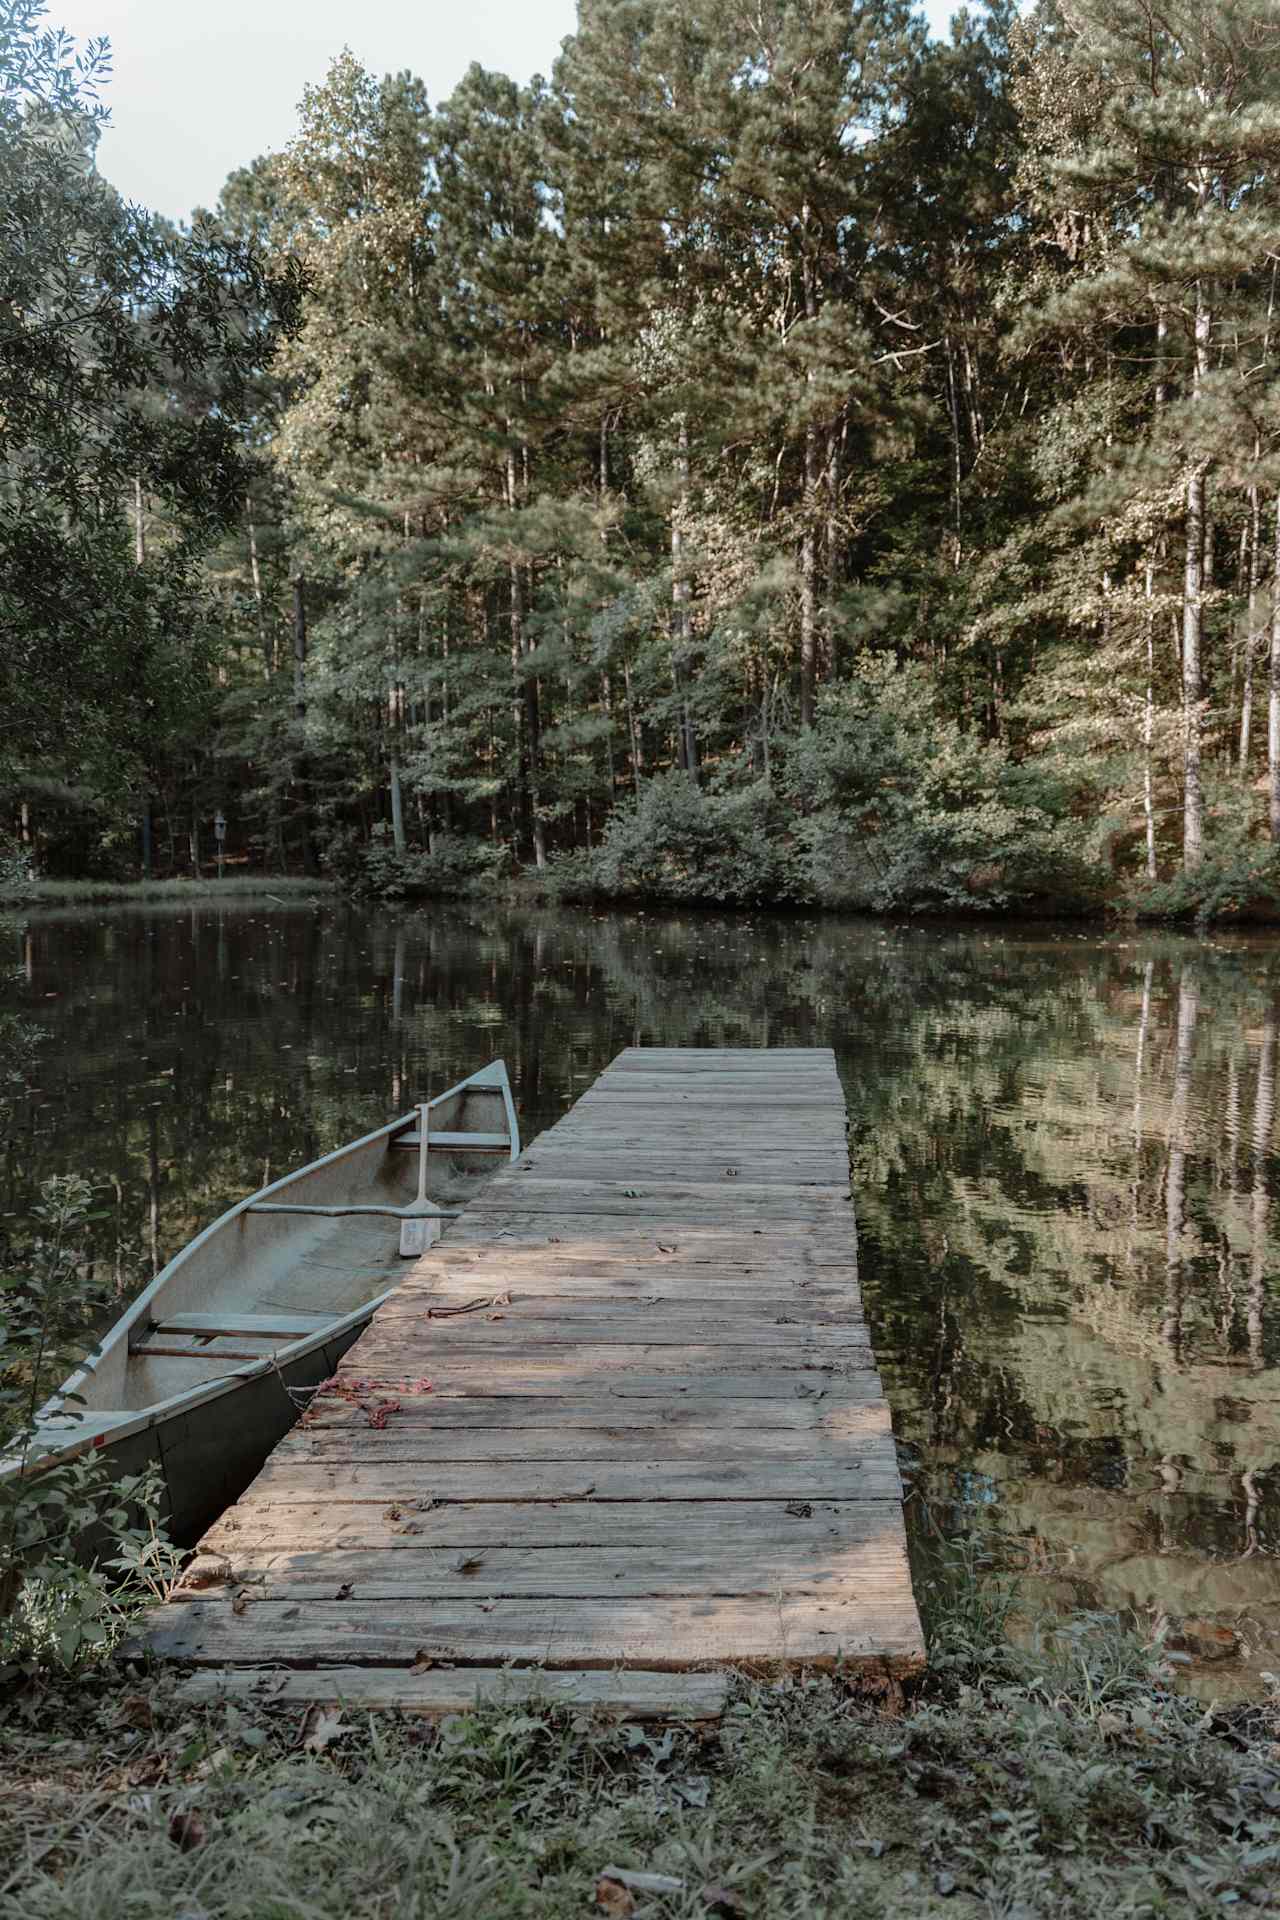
[231,1589,250,1615]
[334,1581,354,1599]
[179,1560,232,1592]
[451,1551,486,1574]
[784,1502,813,1519]
[409,1648,434,1673]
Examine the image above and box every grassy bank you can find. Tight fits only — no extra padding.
[3,1605,1278,1918]
[1,876,337,907]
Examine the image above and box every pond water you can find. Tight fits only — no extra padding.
[5,901,1279,1694]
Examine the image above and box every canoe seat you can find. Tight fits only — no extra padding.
[394,1130,510,1152]
[138,1310,334,1344]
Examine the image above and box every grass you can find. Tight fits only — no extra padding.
[2,875,336,905]
[2,1600,1278,1918]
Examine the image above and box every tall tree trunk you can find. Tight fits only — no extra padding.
[622,657,643,797]
[1240,479,1261,773]
[1181,248,1211,873]
[943,333,963,568]
[1274,487,1280,840]
[246,499,271,679]
[1143,559,1158,879]
[292,575,318,876]
[671,415,697,778]
[825,418,843,679]
[507,446,545,869]
[798,244,819,728]
[1270,489,1280,841]
[601,672,616,800]
[1182,458,1207,872]
[800,424,819,729]
[389,686,406,858]
[134,470,153,875]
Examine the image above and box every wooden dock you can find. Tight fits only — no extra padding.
[144,1048,924,1718]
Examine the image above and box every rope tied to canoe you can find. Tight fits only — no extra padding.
[425,1292,511,1319]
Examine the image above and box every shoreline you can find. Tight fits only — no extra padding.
[6,870,1280,932]
[0,876,337,907]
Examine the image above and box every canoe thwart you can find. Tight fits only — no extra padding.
[394,1131,512,1153]
[145,1311,335,1341]
[245,1203,462,1220]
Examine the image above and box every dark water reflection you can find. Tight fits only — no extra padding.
[5,903,1279,1694]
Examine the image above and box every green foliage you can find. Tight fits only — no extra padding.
[325,824,508,899]
[1132,782,1280,924]
[14,0,1280,917]
[0,1174,181,1675]
[1,0,303,851]
[556,664,1108,915]
[557,773,810,907]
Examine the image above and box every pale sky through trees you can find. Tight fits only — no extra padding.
[53,0,964,224]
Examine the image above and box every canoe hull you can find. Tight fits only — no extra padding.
[150,1320,364,1546]
[5,1060,519,1560]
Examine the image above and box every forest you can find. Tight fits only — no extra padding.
[7,0,1280,920]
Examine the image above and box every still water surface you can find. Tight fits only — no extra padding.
[6,903,1279,1692]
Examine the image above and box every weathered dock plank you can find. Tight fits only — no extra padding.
[144,1047,924,1712]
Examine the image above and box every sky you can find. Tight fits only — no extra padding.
[50,0,964,226]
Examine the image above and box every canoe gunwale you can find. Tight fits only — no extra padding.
[9,1061,519,1479]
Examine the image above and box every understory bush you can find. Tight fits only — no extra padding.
[325,824,508,900]
[555,772,812,907]
[1132,784,1280,925]
[1,1176,181,1676]
[556,661,1107,915]
[0,834,36,900]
